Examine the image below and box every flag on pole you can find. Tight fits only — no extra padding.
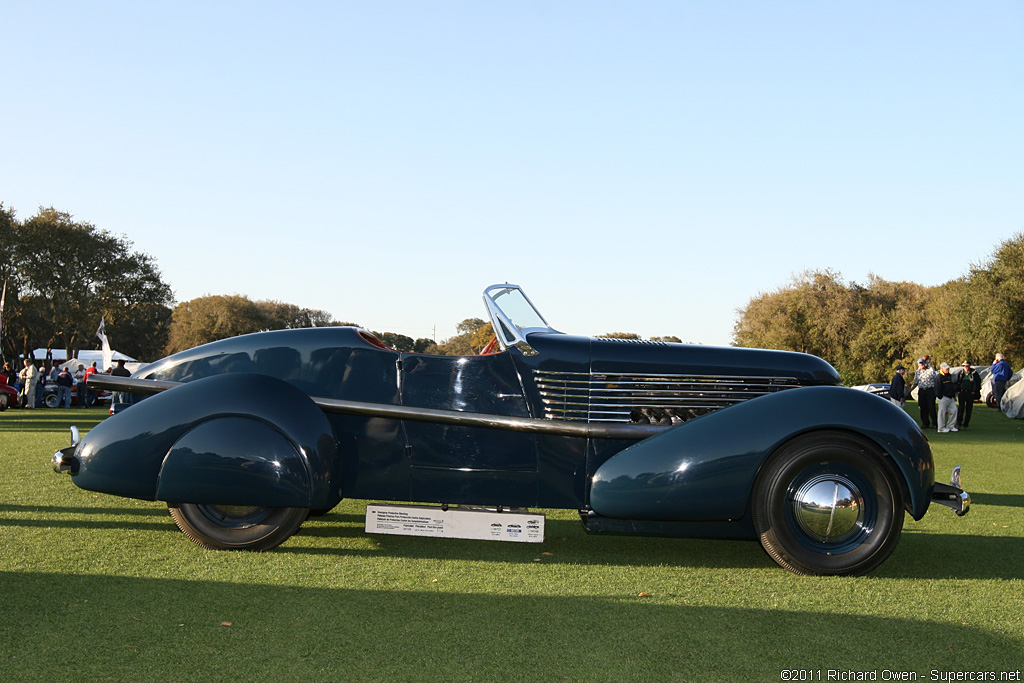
[0,280,6,337]
[0,280,6,360]
[97,316,113,372]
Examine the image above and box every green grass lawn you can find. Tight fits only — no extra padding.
[2,404,1022,682]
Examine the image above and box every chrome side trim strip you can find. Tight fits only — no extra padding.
[86,374,664,440]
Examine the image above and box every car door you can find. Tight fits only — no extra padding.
[400,352,538,506]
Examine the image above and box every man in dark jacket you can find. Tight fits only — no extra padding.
[956,361,981,429]
[889,365,906,407]
[56,366,74,408]
[910,358,938,429]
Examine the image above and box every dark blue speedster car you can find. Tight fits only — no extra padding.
[53,285,969,575]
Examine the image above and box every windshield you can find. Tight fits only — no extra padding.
[482,284,558,348]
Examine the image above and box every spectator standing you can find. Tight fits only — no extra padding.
[936,363,958,432]
[991,353,1013,409]
[889,365,907,408]
[110,359,132,404]
[73,365,87,407]
[956,361,981,429]
[83,361,98,407]
[19,359,39,409]
[910,358,938,429]
[1,361,16,389]
[56,366,74,408]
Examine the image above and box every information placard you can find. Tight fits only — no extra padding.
[366,504,544,543]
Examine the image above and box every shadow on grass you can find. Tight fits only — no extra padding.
[969,493,1024,509]
[2,571,1020,680]
[887,532,1024,580]
[294,517,1024,581]
[0,501,175,532]
[4,504,1020,580]
[0,503,168,516]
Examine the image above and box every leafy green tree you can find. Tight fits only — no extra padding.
[166,295,344,353]
[4,206,173,361]
[968,232,1024,362]
[167,293,439,355]
[734,270,853,359]
[435,318,493,355]
[377,331,415,353]
[166,295,267,353]
[597,332,642,339]
[413,338,435,353]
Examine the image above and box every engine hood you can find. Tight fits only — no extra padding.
[525,332,841,385]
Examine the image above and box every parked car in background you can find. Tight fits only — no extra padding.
[0,374,19,410]
[39,379,110,408]
[53,284,970,576]
[850,383,891,398]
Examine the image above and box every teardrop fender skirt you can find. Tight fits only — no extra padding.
[586,386,934,537]
[69,373,338,509]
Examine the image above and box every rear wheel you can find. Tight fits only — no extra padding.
[168,503,307,551]
[44,392,59,408]
[752,431,904,576]
[0,393,8,411]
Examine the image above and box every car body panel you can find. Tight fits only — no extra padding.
[72,373,338,508]
[590,385,934,525]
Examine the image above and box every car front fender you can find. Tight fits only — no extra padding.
[589,386,934,522]
[70,373,339,509]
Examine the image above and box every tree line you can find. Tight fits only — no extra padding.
[732,233,1024,385]
[0,204,469,361]
[5,203,1021,380]
[1,205,173,362]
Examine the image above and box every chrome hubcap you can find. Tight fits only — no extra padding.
[792,474,864,544]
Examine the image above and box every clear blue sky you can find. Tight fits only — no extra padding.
[2,2,1021,347]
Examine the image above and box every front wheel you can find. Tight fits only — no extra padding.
[168,504,308,551]
[751,431,904,576]
[44,392,59,408]
[0,393,8,411]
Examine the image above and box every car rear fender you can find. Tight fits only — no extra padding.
[589,386,934,522]
[71,373,339,509]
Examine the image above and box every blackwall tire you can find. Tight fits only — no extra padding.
[44,393,59,409]
[0,393,8,411]
[168,504,308,551]
[751,431,904,576]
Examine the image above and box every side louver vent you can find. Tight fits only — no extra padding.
[534,370,803,424]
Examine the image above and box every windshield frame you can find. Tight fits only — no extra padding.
[482,284,559,350]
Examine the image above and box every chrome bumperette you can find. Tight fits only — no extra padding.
[533,370,804,423]
[931,465,971,516]
[52,426,82,474]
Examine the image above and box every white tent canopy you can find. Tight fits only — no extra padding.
[30,348,136,363]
